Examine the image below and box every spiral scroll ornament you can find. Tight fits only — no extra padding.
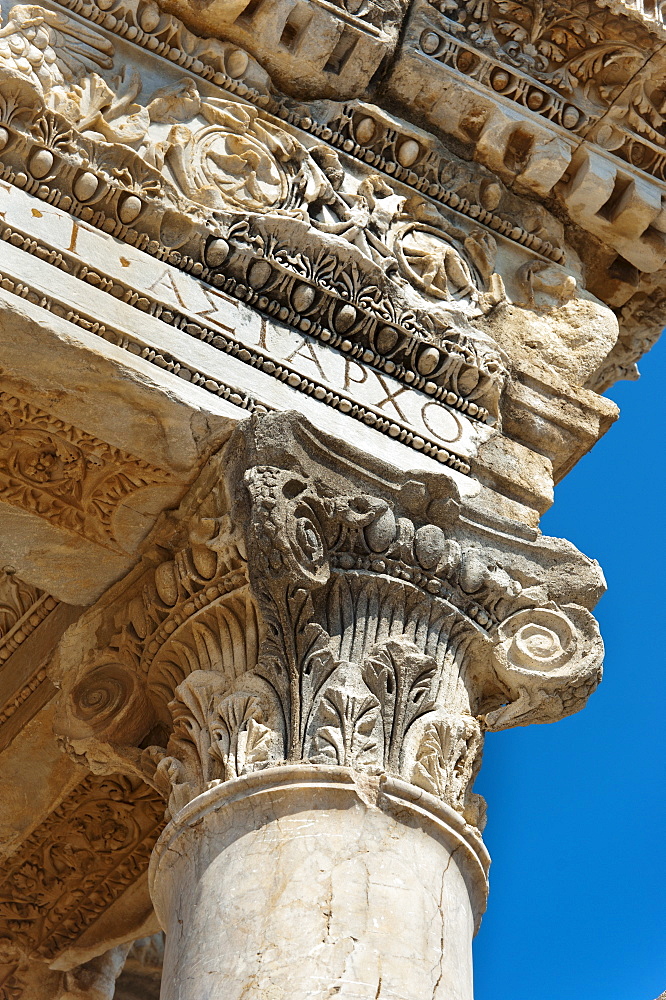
[68,662,153,745]
[485,604,604,730]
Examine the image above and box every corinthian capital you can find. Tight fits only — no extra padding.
[53,411,604,828]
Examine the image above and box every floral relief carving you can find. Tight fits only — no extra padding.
[0,393,172,549]
[164,101,331,213]
[0,56,510,418]
[0,3,114,98]
[470,0,645,93]
[0,774,164,961]
[394,223,505,309]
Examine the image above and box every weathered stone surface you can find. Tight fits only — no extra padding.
[114,935,162,1000]
[151,768,488,1000]
[0,0,659,993]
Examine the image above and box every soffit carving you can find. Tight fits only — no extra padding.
[0,392,173,551]
[0,569,60,752]
[0,570,57,668]
[0,567,159,984]
[0,773,163,965]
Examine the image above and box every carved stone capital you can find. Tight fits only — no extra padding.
[54,411,604,829]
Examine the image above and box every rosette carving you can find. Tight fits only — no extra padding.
[165,101,331,213]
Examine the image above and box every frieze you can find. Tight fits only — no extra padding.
[0,256,475,475]
[21,0,663,385]
[0,0,650,406]
[276,101,565,261]
[0,0,654,384]
[0,0,615,403]
[0,392,173,550]
[0,81,515,421]
[38,0,567,264]
[0,195,506,424]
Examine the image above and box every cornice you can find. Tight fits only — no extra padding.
[39,0,569,263]
[0,0,657,387]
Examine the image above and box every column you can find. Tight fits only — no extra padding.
[54,411,604,1000]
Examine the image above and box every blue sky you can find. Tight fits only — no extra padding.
[474,334,666,1000]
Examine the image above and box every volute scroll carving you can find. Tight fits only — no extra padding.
[484,603,604,730]
[53,412,605,831]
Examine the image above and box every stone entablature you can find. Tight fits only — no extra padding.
[17,0,649,381]
[0,0,624,395]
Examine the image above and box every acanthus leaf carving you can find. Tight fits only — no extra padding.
[361,639,438,772]
[311,682,380,768]
[54,413,605,832]
[152,670,282,816]
[411,713,485,827]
